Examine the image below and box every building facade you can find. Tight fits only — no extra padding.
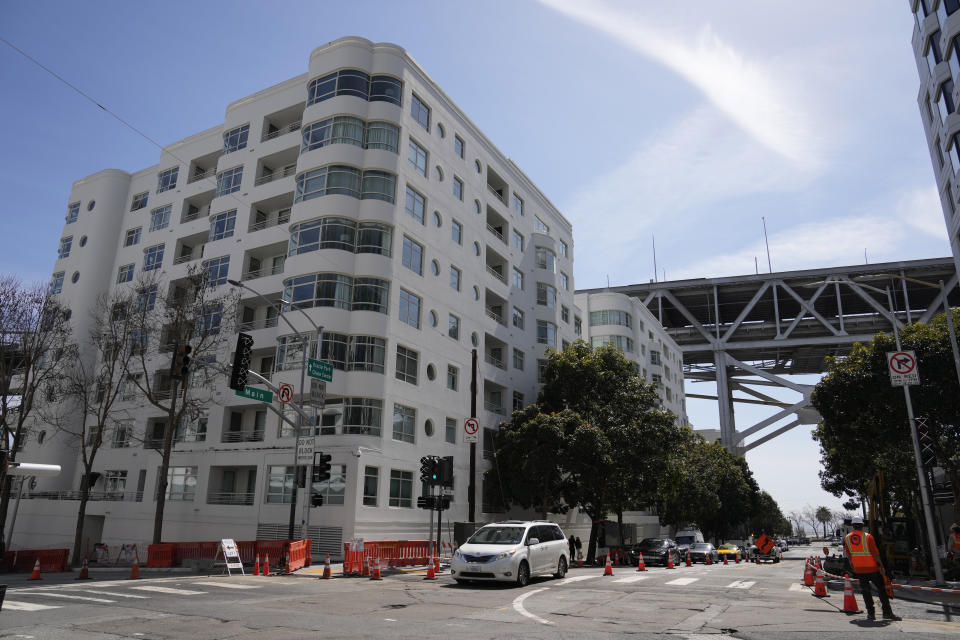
[910,0,960,278]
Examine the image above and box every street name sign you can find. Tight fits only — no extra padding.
[236,386,273,403]
[296,436,316,465]
[307,358,334,382]
[887,350,920,386]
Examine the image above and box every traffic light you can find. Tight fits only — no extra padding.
[228,333,254,390]
[311,493,324,507]
[419,456,433,482]
[439,456,454,487]
[417,495,436,510]
[917,420,936,467]
[313,452,332,483]
[170,344,192,381]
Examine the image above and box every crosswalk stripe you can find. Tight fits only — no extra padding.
[75,589,150,599]
[2,600,61,611]
[789,582,806,592]
[559,575,599,585]
[130,586,206,595]
[665,577,699,586]
[21,592,116,603]
[612,576,649,583]
[192,581,261,590]
[726,580,755,589]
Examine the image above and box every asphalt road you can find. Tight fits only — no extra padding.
[1,547,958,639]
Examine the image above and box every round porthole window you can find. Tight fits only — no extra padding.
[471,332,479,347]
[431,259,440,276]
[472,286,479,301]
[435,166,444,181]
[433,211,442,227]
[473,241,480,256]
[475,159,482,174]
[474,199,481,214]
[71,271,80,283]
[87,200,96,211]
[79,235,88,247]
[426,363,437,381]
[437,123,445,138]
[429,310,438,327]
[424,418,435,437]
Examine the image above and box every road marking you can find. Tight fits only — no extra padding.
[559,575,599,585]
[2,600,61,611]
[613,576,649,583]
[673,603,726,631]
[665,577,700,586]
[788,583,806,592]
[192,581,260,590]
[74,589,150,599]
[512,587,554,625]
[19,592,116,603]
[130,586,206,595]
[726,580,755,589]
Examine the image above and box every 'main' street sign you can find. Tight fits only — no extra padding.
[236,386,273,403]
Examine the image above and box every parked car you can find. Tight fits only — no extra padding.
[629,538,680,566]
[450,520,569,587]
[716,544,742,562]
[687,542,719,564]
[777,539,789,551]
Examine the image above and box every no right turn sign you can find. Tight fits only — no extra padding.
[887,350,920,387]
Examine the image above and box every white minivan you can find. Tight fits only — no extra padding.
[451,520,569,587]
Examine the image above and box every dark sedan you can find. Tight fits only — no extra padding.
[629,538,680,566]
[687,542,719,564]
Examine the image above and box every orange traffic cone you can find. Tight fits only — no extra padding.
[723,553,728,565]
[322,554,331,579]
[76,559,91,580]
[28,558,42,580]
[424,556,437,580]
[263,554,271,576]
[603,554,614,576]
[803,557,815,586]
[434,554,441,574]
[128,556,140,580]
[735,552,741,564]
[685,550,692,567]
[636,552,646,572]
[666,553,675,569]
[705,553,712,565]
[813,568,829,597]
[842,573,860,613]
[253,554,261,576]
[370,558,382,580]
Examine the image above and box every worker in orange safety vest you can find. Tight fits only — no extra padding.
[843,516,900,621]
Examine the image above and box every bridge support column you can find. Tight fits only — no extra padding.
[715,352,736,449]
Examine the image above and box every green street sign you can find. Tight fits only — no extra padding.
[307,358,334,382]
[235,386,273,403]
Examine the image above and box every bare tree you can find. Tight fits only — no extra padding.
[55,291,138,566]
[786,510,804,536]
[125,269,236,544]
[801,504,821,539]
[0,275,72,543]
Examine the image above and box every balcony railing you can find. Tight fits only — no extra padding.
[23,490,144,502]
[484,353,506,370]
[173,251,201,265]
[486,265,505,282]
[249,213,290,232]
[221,430,265,443]
[255,164,297,186]
[261,121,302,142]
[242,263,284,281]
[143,436,164,449]
[188,168,216,184]
[484,401,505,415]
[206,492,255,506]
[487,184,506,203]
[239,316,280,331]
[486,223,506,244]
[485,307,505,326]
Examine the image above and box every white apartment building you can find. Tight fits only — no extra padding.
[574,292,688,424]
[13,38,581,554]
[910,0,960,277]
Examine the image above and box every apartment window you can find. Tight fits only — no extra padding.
[103,470,127,497]
[939,0,960,25]
[537,358,547,383]
[512,193,524,215]
[445,417,457,444]
[950,37,960,79]
[536,247,556,272]
[446,313,460,340]
[216,166,243,197]
[650,350,662,365]
[537,320,557,346]
[392,403,416,443]
[361,170,396,203]
[143,244,164,271]
[112,422,132,448]
[209,210,237,241]
[454,135,464,158]
[344,336,384,374]
[157,166,178,193]
[591,335,634,353]
[198,303,223,336]
[58,236,72,259]
[66,201,80,223]
[223,123,250,154]
[163,466,197,501]
[938,79,956,123]
[411,94,430,130]
[149,205,171,232]
[313,464,346,505]
[559,239,568,257]
[574,316,582,336]
[534,216,549,233]
[389,469,413,507]
[395,346,419,384]
[124,227,142,247]
[512,268,524,290]
[266,465,295,503]
[561,305,570,323]
[363,466,379,506]
[401,236,424,275]
[405,186,425,223]
[365,120,400,152]
[117,263,134,283]
[398,289,421,328]
[289,218,392,257]
[512,306,524,329]
[513,348,524,370]
[652,373,662,385]
[950,135,960,174]
[927,30,944,76]
[283,273,389,314]
[559,272,569,291]
[202,256,230,287]
[449,266,462,291]
[137,284,158,311]
[451,219,462,245]
[512,230,524,251]
[513,391,524,412]
[453,176,463,200]
[536,282,557,308]
[128,192,148,211]
[408,139,428,176]
[590,310,633,328]
[307,70,401,105]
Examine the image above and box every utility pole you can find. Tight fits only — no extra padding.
[468,349,477,522]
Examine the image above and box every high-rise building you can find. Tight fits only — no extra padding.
[910,0,960,276]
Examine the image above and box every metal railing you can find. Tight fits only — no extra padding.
[238,316,280,331]
[173,252,200,265]
[249,214,290,232]
[486,264,505,282]
[486,223,506,243]
[484,353,506,370]
[241,263,284,281]
[485,307,505,325]
[484,401,505,415]
[261,121,302,142]
[487,184,506,203]
[23,490,144,502]
[255,164,297,186]
[206,492,255,506]
[188,168,216,184]
[221,430,265,443]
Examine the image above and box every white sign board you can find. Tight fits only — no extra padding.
[464,417,479,443]
[887,350,920,386]
[220,538,244,574]
[296,436,316,465]
[310,379,326,407]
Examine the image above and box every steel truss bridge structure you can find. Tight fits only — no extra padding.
[579,258,959,452]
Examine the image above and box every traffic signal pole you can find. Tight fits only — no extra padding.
[469,349,477,522]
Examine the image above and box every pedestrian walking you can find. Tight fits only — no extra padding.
[568,535,576,560]
[843,516,901,621]
[574,536,582,557]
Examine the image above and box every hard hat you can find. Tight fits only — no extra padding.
[851,516,863,525]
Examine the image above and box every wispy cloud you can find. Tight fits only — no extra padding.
[538,0,824,172]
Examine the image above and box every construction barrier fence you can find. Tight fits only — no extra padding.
[342,540,435,575]
[146,540,311,571]
[1,549,70,573]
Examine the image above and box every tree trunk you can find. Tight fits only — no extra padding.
[72,475,91,568]
[617,511,624,546]
[152,382,179,544]
[0,474,13,548]
[586,506,602,565]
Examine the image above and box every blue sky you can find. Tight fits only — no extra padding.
[0,1,949,520]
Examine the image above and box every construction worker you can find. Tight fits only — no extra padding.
[843,516,901,621]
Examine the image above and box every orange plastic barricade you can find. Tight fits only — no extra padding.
[10,549,70,573]
[283,540,312,573]
[147,544,175,568]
